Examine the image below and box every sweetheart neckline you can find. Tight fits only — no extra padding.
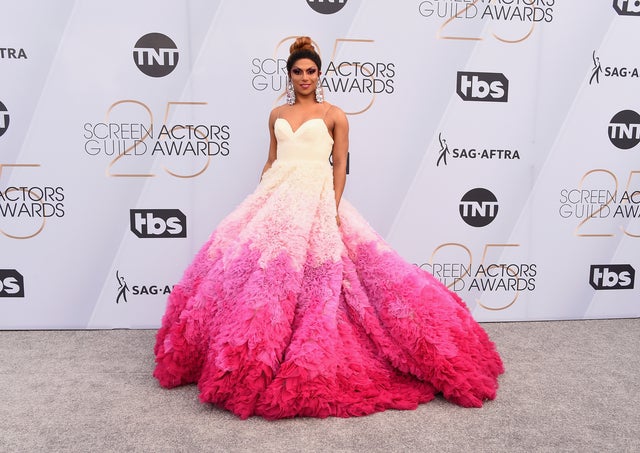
[276,117,327,135]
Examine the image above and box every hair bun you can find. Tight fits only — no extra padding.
[289,36,315,54]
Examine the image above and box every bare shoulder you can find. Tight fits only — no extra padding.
[268,105,286,126]
[325,103,348,127]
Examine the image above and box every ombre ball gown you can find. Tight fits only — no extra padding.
[153,116,504,420]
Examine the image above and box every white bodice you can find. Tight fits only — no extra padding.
[274,118,334,163]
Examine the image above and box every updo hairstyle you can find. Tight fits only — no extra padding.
[286,36,322,74]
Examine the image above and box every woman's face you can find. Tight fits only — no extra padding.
[290,58,319,97]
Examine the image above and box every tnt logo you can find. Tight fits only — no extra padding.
[613,0,640,15]
[130,209,187,238]
[589,264,635,290]
[608,110,640,150]
[0,270,25,298]
[457,72,509,102]
[0,101,9,137]
[307,0,348,14]
[459,188,499,227]
[133,33,179,77]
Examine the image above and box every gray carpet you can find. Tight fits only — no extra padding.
[1,319,639,453]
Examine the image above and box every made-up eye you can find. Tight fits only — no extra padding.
[292,67,317,76]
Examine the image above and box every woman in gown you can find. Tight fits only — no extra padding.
[153,37,504,420]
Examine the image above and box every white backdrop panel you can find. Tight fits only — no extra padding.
[1,0,638,328]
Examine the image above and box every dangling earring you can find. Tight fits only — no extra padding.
[315,77,325,103]
[286,77,296,106]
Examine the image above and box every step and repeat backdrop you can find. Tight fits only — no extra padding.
[1,1,639,328]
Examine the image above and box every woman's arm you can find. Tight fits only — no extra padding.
[260,108,279,180]
[331,107,349,216]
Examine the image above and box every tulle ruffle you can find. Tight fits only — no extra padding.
[153,159,503,419]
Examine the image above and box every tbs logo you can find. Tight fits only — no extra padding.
[0,270,25,298]
[613,0,640,15]
[589,264,635,290]
[130,209,186,238]
[457,72,509,103]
